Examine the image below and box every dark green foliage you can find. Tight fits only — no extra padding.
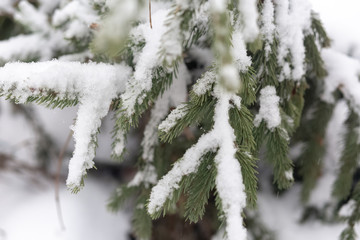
[2,1,358,239]
[340,183,360,240]
[116,63,179,132]
[108,185,139,212]
[183,152,217,223]
[0,89,79,109]
[244,210,275,240]
[159,89,216,143]
[266,127,293,189]
[230,105,256,151]
[310,13,331,48]
[149,179,183,219]
[282,82,306,131]
[239,67,257,106]
[333,111,360,201]
[133,194,153,239]
[341,227,357,240]
[108,186,153,239]
[252,40,279,88]
[298,101,334,202]
[305,34,327,79]
[237,150,258,208]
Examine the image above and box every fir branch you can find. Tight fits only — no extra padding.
[230,105,256,151]
[1,89,79,109]
[116,64,178,131]
[236,150,258,208]
[107,185,138,212]
[304,34,327,79]
[133,193,153,240]
[159,90,216,143]
[299,101,334,202]
[333,111,360,201]
[310,12,331,48]
[340,183,360,240]
[183,152,217,223]
[266,127,293,189]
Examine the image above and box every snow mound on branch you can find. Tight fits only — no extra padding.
[149,84,247,240]
[0,60,132,190]
[321,49,360,116]
[254,86,281,130]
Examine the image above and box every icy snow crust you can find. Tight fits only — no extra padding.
[0,61,132,189]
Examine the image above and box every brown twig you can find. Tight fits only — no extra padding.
[55,130,73,231]
[149,0,153,29]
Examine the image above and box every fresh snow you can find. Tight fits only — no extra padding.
[129,64,189,187]
[231,30,252,71]
[53,0,99,40]
[261,0,275,55]
[15,1,50,33]
[254,86,281,130]
[0,0,15,14]
[0,1,72,64]
[0,61,132,190]
[338,200,356,218]
[321,49,360,116]
[149,84,247,240]
[308,101,349,208]
[210,0,227,13]
[158,104,187,134]
[121,8,171,117]
[0,172,130,240]
[275,0,312,81]
[142,64,189,163]
[192,70,217,96]
[220,64,242,91]
[237,0,259,42]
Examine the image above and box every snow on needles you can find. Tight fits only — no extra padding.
[0,61,132,190]
[53,0,99,40]
[149,84,247,240]
[0,1,70,63]
[237,0,259,42]
[121,8,171,117]
[254,86,281,130]
[0,0,15,14]
[129,63,189,188]
[321,49,360,116]
[261,0,275,55]
[275,0,312,81]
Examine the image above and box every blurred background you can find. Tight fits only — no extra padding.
[0,0,359,239]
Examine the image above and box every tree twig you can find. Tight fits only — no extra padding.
[149,0,152,29]
[55,130,73,231]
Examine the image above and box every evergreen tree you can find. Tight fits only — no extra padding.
[0,0,359,239]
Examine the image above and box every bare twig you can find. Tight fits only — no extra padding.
[149,0,153,29]
[55,130,73,231]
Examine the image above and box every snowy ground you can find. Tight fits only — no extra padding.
[258,184,358,240]
[0,172,130,240]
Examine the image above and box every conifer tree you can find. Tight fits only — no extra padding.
[0,0,360,239]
